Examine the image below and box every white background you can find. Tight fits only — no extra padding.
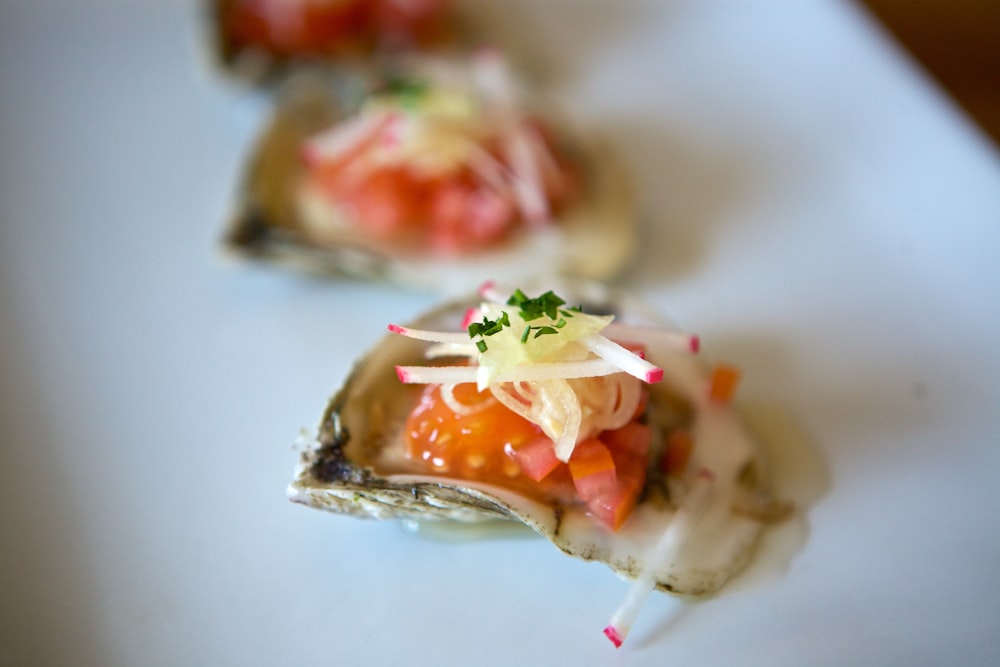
[1,1,998,665]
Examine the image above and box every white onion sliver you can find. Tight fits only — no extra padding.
[489,383,536,424]
[513,381,537,404]
[543,380,582,461]
[396,358,624,385]
[424,342,478,359]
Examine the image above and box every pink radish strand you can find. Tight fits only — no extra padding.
[603,322,700,355]
[300,110,395,167]
[603,468,717,648]
[387,324,469,344]
[471,51,550,224]
[581,334,664,384]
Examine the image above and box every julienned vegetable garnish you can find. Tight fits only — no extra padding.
[226,49,639,289]
[289,281,790,650]
[297,51,578,254]
[390,281,682,463]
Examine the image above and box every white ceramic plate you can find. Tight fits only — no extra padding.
[1,1,998,665]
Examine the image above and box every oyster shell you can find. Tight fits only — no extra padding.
[288,286,784,595]
[221,66,636,293]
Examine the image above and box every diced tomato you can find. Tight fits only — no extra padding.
[403,382,654,529]
[427,178,516,254]
[708,363,741,404]
[569,439,618,501]
[426,179,469,252]
[596,422,650,529]
[464,188,516,243]
[512,437,561,482]
[586,483,640,532]
[601,422,651,459]
[335,166,420,236]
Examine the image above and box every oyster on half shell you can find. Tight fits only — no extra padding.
[222,62,636,294]
[288,285,787,596]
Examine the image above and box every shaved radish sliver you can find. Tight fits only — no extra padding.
[460,307,481,329]
[603,468,717,648]
[603,322,700,355]
[472,51,550,224]
[582,334,663,384]
[387,323,470,344]
[424,342,478,359]
[476,279,498,299]
[301,111,395,168]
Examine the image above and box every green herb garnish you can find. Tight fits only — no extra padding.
[467,311,510,352]
[378,76,429,108]
[470,288,586,352]
[508,289,581,324]
[521,325,559,341]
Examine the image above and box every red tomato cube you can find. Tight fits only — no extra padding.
[513,437,561,482]
[569,439,617,501]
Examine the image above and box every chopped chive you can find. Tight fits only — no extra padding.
[467,310,512,353]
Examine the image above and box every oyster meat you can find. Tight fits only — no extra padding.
[288,286,786,596]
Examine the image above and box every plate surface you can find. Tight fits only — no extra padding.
[1,1,998,665]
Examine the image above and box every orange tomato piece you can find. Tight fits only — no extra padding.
[708,363,741,404]
[586,484,640,532]
[339,166,420,236]
[569,438,617,501]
